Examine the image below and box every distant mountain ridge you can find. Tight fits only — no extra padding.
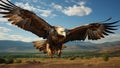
[0,40,120,52]
[65,41,120,51]
[0,40,36,52]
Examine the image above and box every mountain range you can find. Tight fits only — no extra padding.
[0,40,120,52]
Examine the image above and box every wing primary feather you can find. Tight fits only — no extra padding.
[100,17,112,22]
[97,30,105,38]
[98,31,104,38]
[15,20,24,26]
[101,35,105,38]
[104,20,120,25]
[91,31,96,40]
[0,7,11,10]
[81,30,87,40]
[6,0,18,7]
[92,31,96,40]
[0,4,12,9]
[94,31,100,40]
[88,30,92,40]
[2,14,12,18]
[15,20,28,28]
[83,30,87,41]
[8,19,12,21]
[89,30,93,40]
[105,29,114,33]
[0,12,10,14]
[0,0,15,7]
[90,30,93,40]
[87,30,91,40]
[105,25,117,27]
[105,27,117,30]
[94,32,100,40]
[88,35,91,40]
[103,32,109,35]
[93,31,97,39]
[91,30,96,40]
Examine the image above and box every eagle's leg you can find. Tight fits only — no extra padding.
[57,49,62,57]
[57,44,62,57]
[46,43,54,58]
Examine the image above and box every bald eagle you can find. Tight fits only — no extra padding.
[0,0,119,57]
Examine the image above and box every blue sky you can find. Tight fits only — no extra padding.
[0,0,120,43]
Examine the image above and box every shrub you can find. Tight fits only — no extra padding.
[26,60,36,64]
[69,56,76,60]
[80,56,84,59]
[5,57,14,64]
[0,57,5,64]
[26,60,41,64]
[84,56,91,59]
[102,54,109,61]
[15,59,22,63]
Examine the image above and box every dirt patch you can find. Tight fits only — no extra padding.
[0,63,120,68]
[0,57,120,68]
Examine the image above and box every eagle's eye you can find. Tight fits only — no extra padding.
[61,31,64,33]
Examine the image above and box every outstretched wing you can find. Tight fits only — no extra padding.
[64,19,119,43]
[0,0,52,39]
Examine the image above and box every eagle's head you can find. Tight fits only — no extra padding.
[54,26,67,37]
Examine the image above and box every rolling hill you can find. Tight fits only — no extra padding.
[0,40,120,52]
[0,40,36,52]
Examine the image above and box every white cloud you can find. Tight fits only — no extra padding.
[51,3,63,11]
[0,18,8,22]
[0,26,42,42]
[63,2,92,16]
[9,35,42,42]
[39,10,56,17]
[78,1,86,6]
[65,0,78,3]
[51,1,92,16]
[15,2,56,17]
[32,0,38,3]
[0,26,11,32]
[0,32,42,42]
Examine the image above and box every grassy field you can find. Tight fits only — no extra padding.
[0,57,120,68]
[0,52,120,68]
